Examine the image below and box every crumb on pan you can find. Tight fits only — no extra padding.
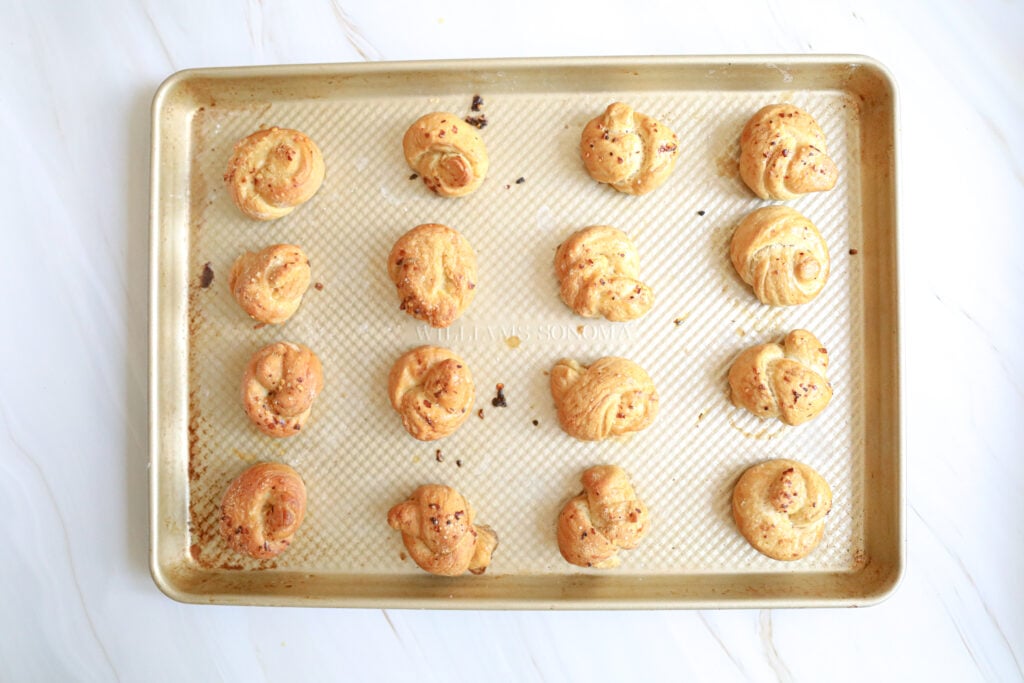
[200,262,214,288]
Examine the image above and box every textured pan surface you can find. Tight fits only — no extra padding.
[150,56,901,607]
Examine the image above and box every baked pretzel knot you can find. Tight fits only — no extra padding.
[728,329,832,426]
[580,102,679,195]
[732,458,832,560]
[557,465,650,569]
[388,223,478,328]
[550,357,659,441]
[224,127,326,220]
[739,104,838,200]
[387,484,498,576]
[388,346,475,441]
[228,244,312,324]
[555,226,654,322]
[730,206,830,306]
[219,462,307,559]
[241,342,324,437]
[403,112,489,197]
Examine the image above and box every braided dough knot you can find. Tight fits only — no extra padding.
[739,104,838,200]
[580,102,679,195]
[728,330,832,426]
[388,346,475,441]
[555,226,654,322]
[403,113,489,197]
[557,465,650,569]
[387,484,498,576]
[388,223,478,328]
[219,462,307,559]
[241,342,324,437]
[550,357,658,441]
[730,206,830,306]
[228,244,312,324]
[732,459,832,560]
[224,127,325,220]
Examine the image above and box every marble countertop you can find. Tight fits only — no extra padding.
[3,1,1022,680]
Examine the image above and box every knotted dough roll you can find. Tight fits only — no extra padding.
[728,330,832,426]
[550,357,659,441]
[387,484,498,576]
[555,226,654,322]
[223,127,326,220]
[730,206,830,306]
[732,458,832,561]
[388,346,474,441]
[739,103,838,200]
[241,342,324,437]
[403,112,489,197]
[580,102,679,195]
[228,244,312,324]
[557,465,650,569]
[219,462,307,559]
[388,223,478,328]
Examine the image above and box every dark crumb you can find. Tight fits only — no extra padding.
[314,282,324,291]
[253,322,266,330]
[464,114,487,129]
[399,552,407,561]
[200,262,214,288]
[435,449,443,462]
[456,459,463,468]
[471,94,484,112]
[491,383,507,408]
[532,419,539,426]
[477,408,484,419]
[515,177,525,184]
[849,248,859,255]
[673,317,685,326]
[697,210,706,217]
[698,411,705,421]
[409,173,418,180]
[504,184,510,190]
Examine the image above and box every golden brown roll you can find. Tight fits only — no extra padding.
[557,465,650,569]
[387,484,498,576]
[728,330,832,426]
[732,458,832,561]
[387,223,478,328]
[223,127,326,220]
[550,357,659,441]
[580,102,679,195]
[403,112,489,197]
[388,346,474,441]
[730,206,830,306]
[241,342,324,437]
[554,226,654,322]
[219,462,307,559]
[228,244,312,324]
[738,104,838,200]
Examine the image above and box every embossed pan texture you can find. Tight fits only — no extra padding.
[150,56,902,608]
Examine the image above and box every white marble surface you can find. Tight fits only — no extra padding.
[2,1,1022,680]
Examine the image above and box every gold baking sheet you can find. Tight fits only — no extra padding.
[149,55,902,608]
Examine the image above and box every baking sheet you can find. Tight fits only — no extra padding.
[150,56,902,607]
